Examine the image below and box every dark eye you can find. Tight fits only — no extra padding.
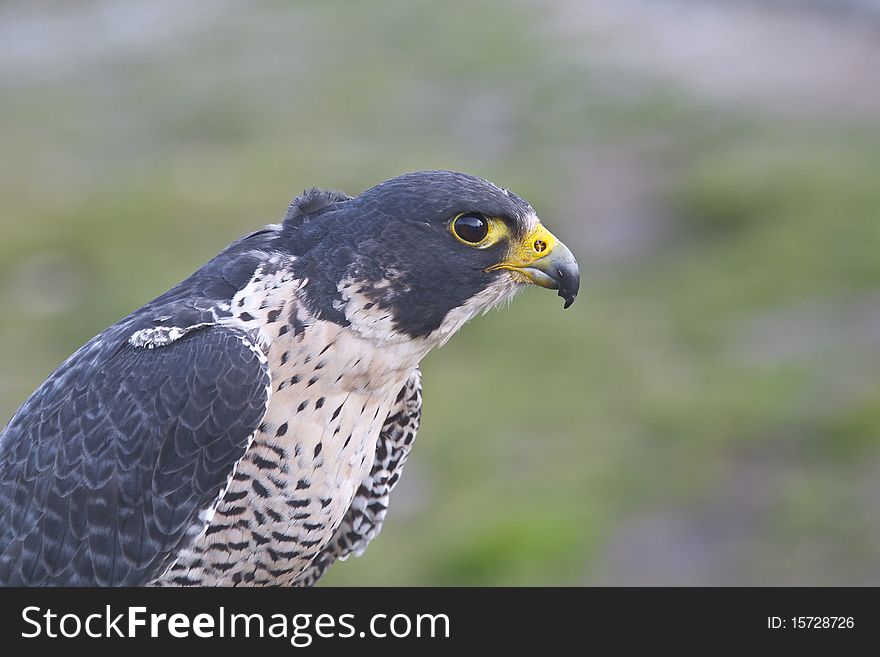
[452,213,489,244]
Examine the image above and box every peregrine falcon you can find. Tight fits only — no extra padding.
[0,170,579,586]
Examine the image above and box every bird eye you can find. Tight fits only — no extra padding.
[452,213,489,244]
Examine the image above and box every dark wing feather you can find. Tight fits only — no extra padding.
[0,324,269,586]
[295,367,422,586]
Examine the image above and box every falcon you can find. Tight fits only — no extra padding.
[0,170,579,586]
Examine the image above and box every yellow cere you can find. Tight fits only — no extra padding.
[488,222,559,272]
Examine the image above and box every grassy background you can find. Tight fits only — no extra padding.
[1,0,879,584]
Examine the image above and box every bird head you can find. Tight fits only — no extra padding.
[281,170,579,344]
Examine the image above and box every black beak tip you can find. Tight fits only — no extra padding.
[555,264,580,309]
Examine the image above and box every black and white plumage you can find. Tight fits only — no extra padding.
[294,368,422,587]
[0,170,579,586]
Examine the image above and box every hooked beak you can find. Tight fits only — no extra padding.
[486,223,580,308]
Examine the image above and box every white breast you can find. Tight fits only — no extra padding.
[157,260,428,586]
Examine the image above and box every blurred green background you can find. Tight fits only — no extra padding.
[2,0,879,585]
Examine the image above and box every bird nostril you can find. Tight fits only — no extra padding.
[534,239,547,253]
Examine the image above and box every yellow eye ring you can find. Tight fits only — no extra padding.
[451,213,489,244]
[450,213,508,248]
